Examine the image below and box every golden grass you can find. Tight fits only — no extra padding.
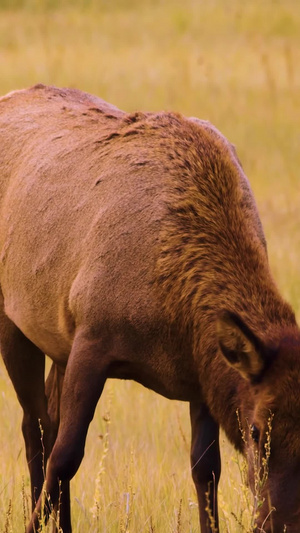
[0,0,299,531]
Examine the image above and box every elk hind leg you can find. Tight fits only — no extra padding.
[0,314,52,510]
[27,331,109,533]
[45,362,71,532]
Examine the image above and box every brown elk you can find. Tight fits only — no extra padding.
[0,84,299,533]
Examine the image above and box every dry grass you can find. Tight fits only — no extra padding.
[0,0,299,531]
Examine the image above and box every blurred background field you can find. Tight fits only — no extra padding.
[0,0,299,531]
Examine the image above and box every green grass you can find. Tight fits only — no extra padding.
[0,0,300,531]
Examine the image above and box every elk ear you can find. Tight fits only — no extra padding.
[217,311,265,381]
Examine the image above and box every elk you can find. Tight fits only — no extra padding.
[0,84,299,533]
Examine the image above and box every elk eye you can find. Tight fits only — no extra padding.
[250,424,260,444]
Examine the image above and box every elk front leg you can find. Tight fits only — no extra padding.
[26,331,109,533]
[190,402,221,532]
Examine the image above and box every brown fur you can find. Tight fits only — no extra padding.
[0,84,299,532]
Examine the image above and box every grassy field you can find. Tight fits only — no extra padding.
[0,0,300,531]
